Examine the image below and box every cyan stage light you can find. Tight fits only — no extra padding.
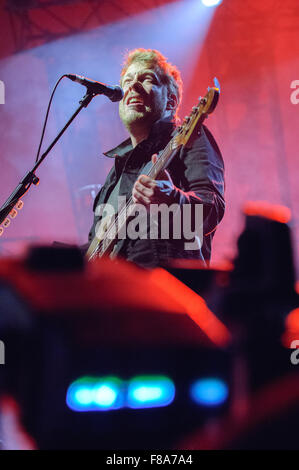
[190,377,229,406]
[127,375,175,409]
[66,375,176,411]
[66,376,124,412]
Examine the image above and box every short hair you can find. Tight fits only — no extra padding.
[120,48,183,122]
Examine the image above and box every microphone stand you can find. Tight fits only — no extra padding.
[0,90,95,226]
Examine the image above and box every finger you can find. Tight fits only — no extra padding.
[151,153,158,165]
[134,182,155,198]
[138,175,157,188]
[133,183,154,200]
[132,190,151,206]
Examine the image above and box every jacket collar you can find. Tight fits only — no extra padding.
[103,117,176,158]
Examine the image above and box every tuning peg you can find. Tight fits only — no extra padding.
[192,106,199,113]
[9,208,18,219]
[184,116,190,122]
[213,77,221,91]
[32,175,40,185]
[3,218,10,228]
[16,200,24,210]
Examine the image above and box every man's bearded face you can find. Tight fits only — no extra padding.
[119,62,169,129]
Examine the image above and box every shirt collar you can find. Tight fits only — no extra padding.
[103,117,176,159]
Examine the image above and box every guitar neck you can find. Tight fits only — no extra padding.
[147,138,181,180]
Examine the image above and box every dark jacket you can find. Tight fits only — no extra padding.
[88,118,225,268]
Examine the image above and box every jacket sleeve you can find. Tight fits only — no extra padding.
[88,165,116,243]
[169,124,225,236]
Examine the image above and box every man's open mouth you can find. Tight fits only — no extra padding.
[127,97,144,105]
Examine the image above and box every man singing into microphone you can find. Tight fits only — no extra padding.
[87,48,225,268]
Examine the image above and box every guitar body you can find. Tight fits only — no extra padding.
[86,213,117,259]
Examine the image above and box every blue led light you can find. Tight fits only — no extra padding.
[132,386,163,402]
[201,0,223,7]
[66,376,124,412]
[93,385,118,407]
[190,378,229,406]
[74,388,93,406]
[127,376,175,409]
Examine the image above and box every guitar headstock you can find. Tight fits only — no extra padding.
[173,85,220,149]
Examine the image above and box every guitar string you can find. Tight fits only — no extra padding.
[89,139,174,259]
[88,151,168,260]
[88,138,176,259]
[95,139,176,255]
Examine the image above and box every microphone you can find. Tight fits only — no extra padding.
[66,74,124,102]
